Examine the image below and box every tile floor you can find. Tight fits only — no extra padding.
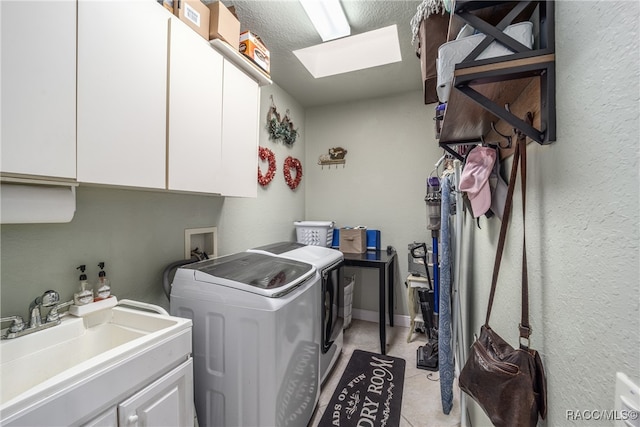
[309,319,461,427]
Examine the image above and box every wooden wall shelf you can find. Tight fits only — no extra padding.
[431,1,556,160]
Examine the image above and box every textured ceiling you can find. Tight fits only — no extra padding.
[226,0,424,108]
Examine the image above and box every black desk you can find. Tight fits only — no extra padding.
[342,249,397,355]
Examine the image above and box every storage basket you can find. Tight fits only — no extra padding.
[294,221,334,247]
[343,275,355,329]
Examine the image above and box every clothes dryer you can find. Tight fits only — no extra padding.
[170,252,320,427]
[249,242,344,385]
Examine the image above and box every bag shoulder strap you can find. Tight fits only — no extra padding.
[484,131,529,347]
[519,132,530,347]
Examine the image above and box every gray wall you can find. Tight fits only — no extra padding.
[459,2,640,426]
[304,90,442,316]
[0,83,305,316]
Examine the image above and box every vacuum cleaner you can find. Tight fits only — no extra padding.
[416,175,441,371]
[417,288,438,370]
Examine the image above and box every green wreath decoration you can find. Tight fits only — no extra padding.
[266,105,281,141]
[265,96,299,146]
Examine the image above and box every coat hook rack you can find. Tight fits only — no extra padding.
[318,147,347,169]
[490,122,513,149]
[318,160,346,169]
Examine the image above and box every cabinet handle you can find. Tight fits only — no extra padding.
[128,414,139,425]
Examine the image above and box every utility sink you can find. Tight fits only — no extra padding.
[0,301,192,424]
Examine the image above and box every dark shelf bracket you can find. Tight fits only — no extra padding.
[438,140,479,161]
[457,1,537,62]
[453,56,555,144]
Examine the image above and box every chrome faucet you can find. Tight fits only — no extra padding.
[2,290,73,340]
[29,289,59,328]
[0,315,26,336]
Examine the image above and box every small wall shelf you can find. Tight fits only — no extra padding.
[209,39,272,87]
[318,159,346,168]
[434,1,556,160]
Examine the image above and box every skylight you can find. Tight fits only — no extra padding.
[293,25,402,79]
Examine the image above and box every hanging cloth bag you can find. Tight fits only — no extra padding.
[458,137,547,427]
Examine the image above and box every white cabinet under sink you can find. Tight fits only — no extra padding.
[84,407,118,427]
[0,0,76,180]
[118,359,193,426]
[77,0,169,189]
[167,16,224,194]
[0,307,193,427]
[81,359,193,427]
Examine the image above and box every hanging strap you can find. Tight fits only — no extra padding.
[519,130,530,348]
[484,131,529,346]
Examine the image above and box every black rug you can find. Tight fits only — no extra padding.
[319,350,406,427]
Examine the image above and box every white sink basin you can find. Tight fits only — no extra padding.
[0,304,191,421]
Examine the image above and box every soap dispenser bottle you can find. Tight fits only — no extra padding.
[95,262,111,301]
[74,265,94,305]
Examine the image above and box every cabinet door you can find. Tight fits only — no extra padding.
[167,17,223,194]
[83,407,118,427]
[77,0,169,189]
[118,359,194,427]
[221,60,259,197]
[0,0,76,179]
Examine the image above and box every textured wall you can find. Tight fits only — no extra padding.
[462,2,640,426]
[304,90,442,316]
[0,83,305,315]
[1,187,223,314]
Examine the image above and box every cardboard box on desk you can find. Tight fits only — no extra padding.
[339,228,367,253]
[207,1,240,50]
[333,229,380,250]
[174,0,210,40]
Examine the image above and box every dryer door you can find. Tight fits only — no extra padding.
[321,260,343,353]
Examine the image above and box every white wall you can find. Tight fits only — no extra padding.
[462,2,640,426]
[304,90,442,316]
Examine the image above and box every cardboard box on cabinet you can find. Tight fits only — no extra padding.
[159,0,174,12]
[174,0,210,40]
[207,1,241,50]
[239,31,271,74]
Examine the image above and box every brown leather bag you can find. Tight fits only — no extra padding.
[458,137,547,427]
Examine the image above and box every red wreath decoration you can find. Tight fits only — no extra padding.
[283,156,303,190]
[258,147,276,186]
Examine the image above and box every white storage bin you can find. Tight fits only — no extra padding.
[436,21,534,103]
[294,221,334,247]
[342,275,355,329]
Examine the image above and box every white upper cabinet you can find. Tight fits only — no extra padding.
[221,60,260,197]
[1,0,76,179]
[77,0,170,189]
[167,17,224,194]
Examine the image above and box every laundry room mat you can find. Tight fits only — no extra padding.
[319,350,405,427]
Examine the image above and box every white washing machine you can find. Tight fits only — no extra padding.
[249,242,344,385]
[170,252,320,427]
